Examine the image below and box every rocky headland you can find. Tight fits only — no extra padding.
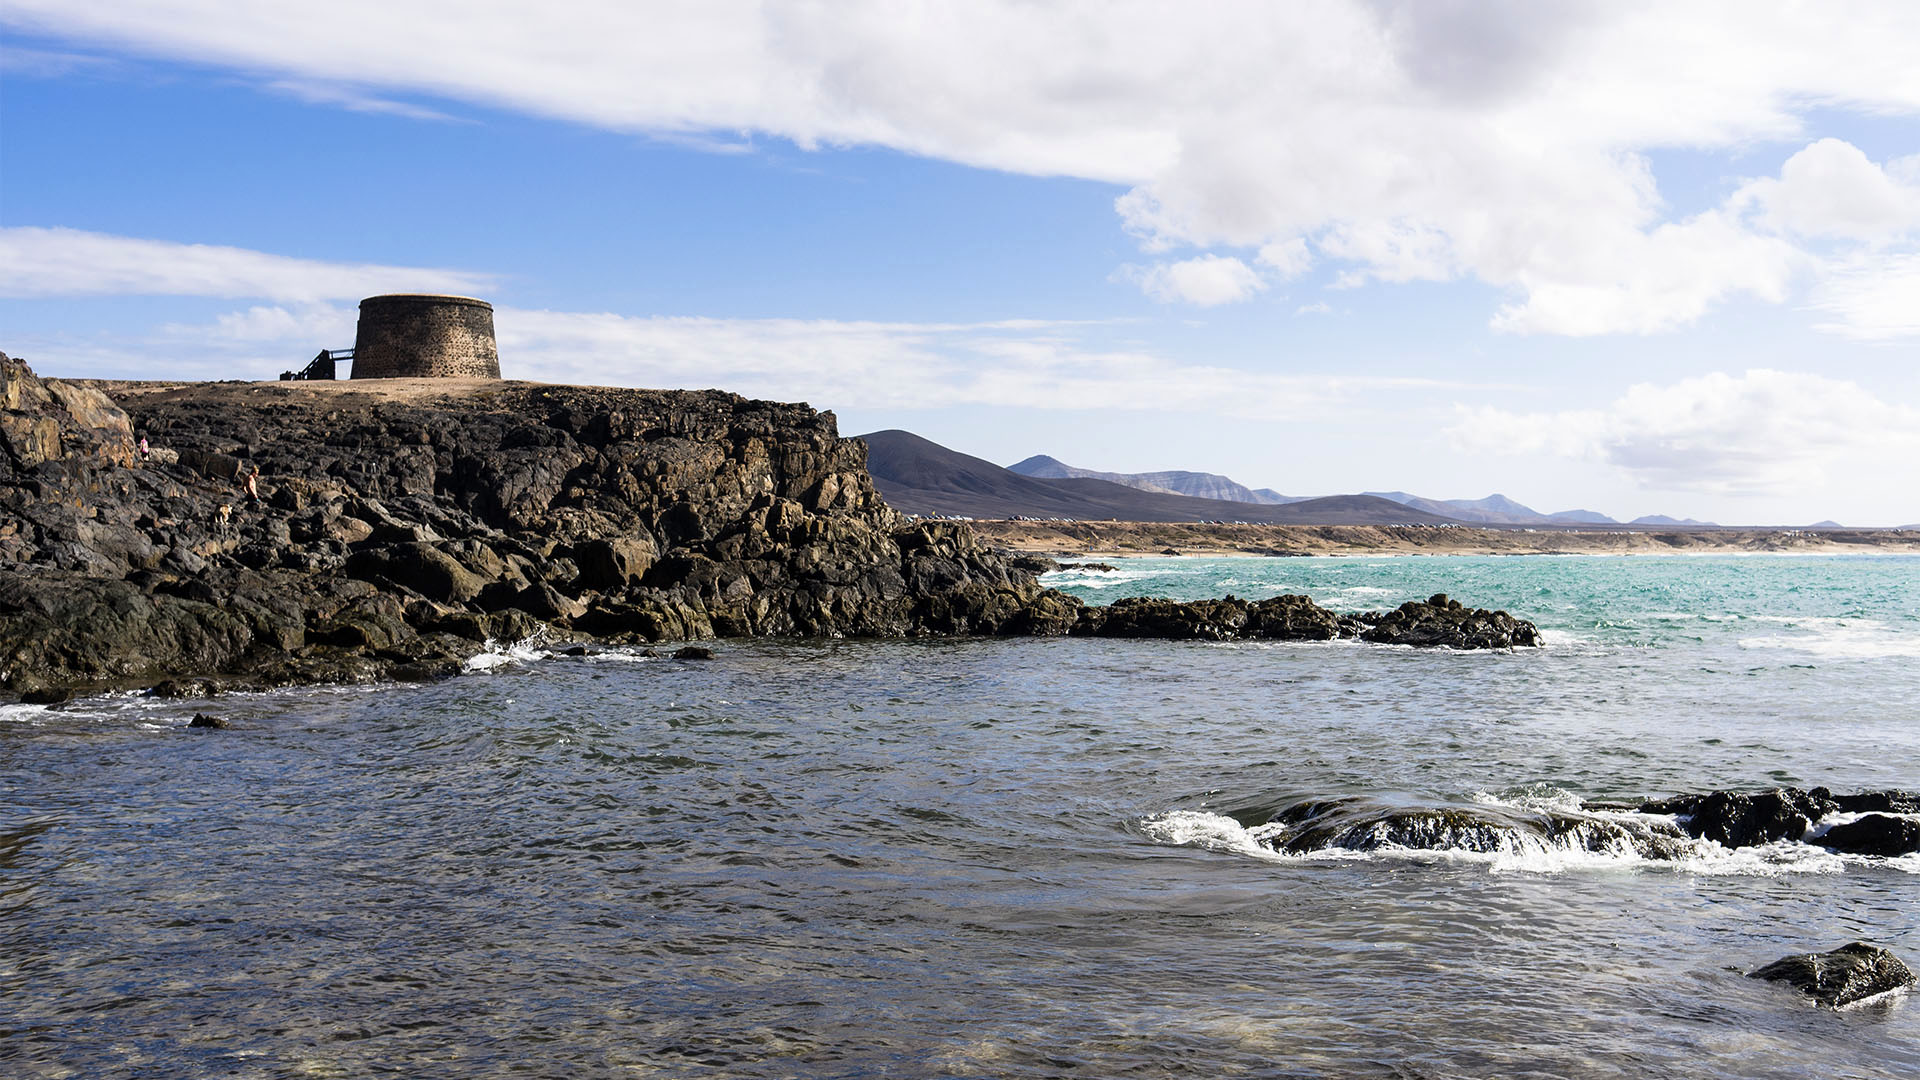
[0,355,1540,698]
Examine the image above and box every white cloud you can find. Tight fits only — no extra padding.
[1449,370,1920,496]
[1736,138,1920,241]
[1255,237,1313,280]
[1490,208,1804,336]
[265,80,464,124]
[191,303,357,343]
[1809,252,1920,340]
[493,307,1468,418]
[0,227,498,302]
[9,3,1920,336]
[1119,255,1267,307]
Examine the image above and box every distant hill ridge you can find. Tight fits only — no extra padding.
[865,434,1733,528]
[1016,454,1656,526]
[859,431,1458,525]
[1630,514,1716,527]
[1008,455,1301,505]
[1364,490,1626,526]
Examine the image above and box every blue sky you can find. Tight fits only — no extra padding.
[3,3,1919,525]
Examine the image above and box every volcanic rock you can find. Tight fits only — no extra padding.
[1640,788,1834,848]
[1749,943,1915,1008]
[1360,593,1542,649]
[1819,814,1920,857]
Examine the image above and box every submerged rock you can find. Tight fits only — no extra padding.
[1235,795,1692,861]
[187,712,232,729]
[1749,943,1915,1008]
[1223,788,1917,864]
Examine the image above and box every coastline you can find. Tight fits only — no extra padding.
[1,363,1543,699]
[967,519,1920,559]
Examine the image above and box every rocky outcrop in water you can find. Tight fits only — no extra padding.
[1749,943,1916,1008]
[1359,593,1542,649]
[1067,592,1541,648]
[0,354,1543,696]
[1073,594,1350,641]
[1220,788,1920,862]
[1637,787,1920,854]
[1236,795,1695,860]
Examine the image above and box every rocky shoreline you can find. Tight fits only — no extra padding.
[969,518,1920,557]
[1,355,1540,699]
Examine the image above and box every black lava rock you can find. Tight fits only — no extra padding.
[1819,814,1920,857]
[187,713,232,729]
[1749,942,1916,1008]
[1640,787,1834,848]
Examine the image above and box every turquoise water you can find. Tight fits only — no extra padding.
[3,554,1917,1077]
[1050,552,1920,659]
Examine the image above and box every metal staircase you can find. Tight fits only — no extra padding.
[281,348,352,381]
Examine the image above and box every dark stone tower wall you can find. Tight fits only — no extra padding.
[351,295,500,379]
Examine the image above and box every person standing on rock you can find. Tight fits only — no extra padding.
[243,466,260,505]
[138,435,150,461]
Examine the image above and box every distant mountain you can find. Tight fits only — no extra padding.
[1630,515,1718,527]
[1365,491,1619,526]
[1008,455,1304,504]
[1808,520,1844,529]
[859,431,1460,525]
[1545,509,1616,524]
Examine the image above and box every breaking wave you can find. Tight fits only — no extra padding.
[1137,786,1916,875]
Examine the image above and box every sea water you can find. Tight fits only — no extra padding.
[3,554,1917,1077]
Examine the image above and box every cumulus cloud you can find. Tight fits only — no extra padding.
[0,227,497,302]
[9,3,1920,336]
[1736,138,1920,241]
[1119,255,1267,306]
[1449,370,1920,495]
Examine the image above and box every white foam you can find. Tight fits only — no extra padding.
[1737,619,1920,660]
[1137,805,1861,877]
[462,632,556,673]
[1136,810,1294,862]
[1470,784,1587,814]
[1040,568,1161,590]
[0,702,50,724]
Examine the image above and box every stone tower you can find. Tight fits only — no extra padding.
[350,294,500,379]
